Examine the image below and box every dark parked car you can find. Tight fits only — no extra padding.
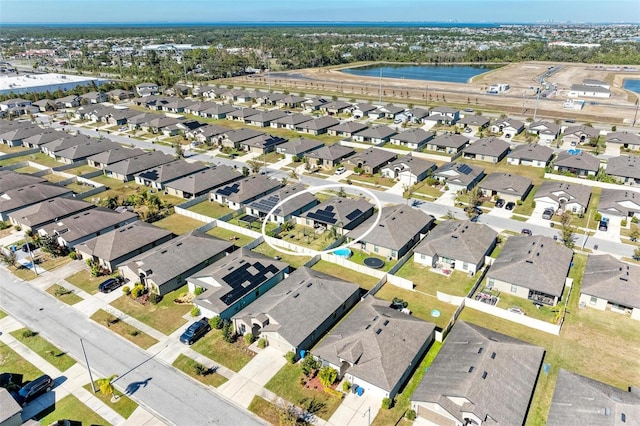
[464,206,483,215]
[12,374,54,406]
[495,199,505,208]
[599,217,609,232]
[505,202,516,211]
[21,242,36,253]
[98,278,122,293]
[542,208,554,220]
[180,318,211,345]
[521,228,533,236]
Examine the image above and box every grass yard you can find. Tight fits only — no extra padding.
[264,363,343,421]
[0,144,28,154]
[65,164,98,176]
[172,353,228,387]
[10,328,76,372]
[90,174,125,189]
[13,165,42,174]
[343,173,395,188]
[0,152,62,168]
[206,226,256,247]
[83,383,138,419]
[187,200,234,219]
[90,309,158,349]
[191,329,255,372]
[65,181,91,193]
[407,181,446,200]
[110,286,191,335]
[311,260,380,290]
[45,284,83,305]
[153,214,206,235]
[348,248,396,272]
[65,269,121,295]
[252,243,311,269]
[6,263,39,281]
[550,187,601,231]
[0,310,6,319]
[453,157,546,186]
[37,394,109,426]
[279,225,337,252]
[514,185,539,216]
[0,343,44,384]
[248,396,282,426]
[395,261,477,297]
[227,215,279,234]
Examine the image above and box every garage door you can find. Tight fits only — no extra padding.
[417,405,457,426]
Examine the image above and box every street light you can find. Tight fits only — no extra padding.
[363,406,371,426]
[80,337,97,393]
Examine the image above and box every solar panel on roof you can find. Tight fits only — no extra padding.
[307,211,337,224]
[458,164,472,175]
[250,194,280,213]
[345,209,363,221]
[217,182,240,197]
[220,261,281,306]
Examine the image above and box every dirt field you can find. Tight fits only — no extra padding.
[225,61,640,125]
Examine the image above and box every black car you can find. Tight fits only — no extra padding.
[21,242,36,252]
[464,206,483,216]
[505,202,516,211]
[180,318,211,345]
[12,374,54,406]
[599,218,609,232]
[495,199,505,208]
[98,278,122,293]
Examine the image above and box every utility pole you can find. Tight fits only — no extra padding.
[363,407,371,426]
[581,209,592,250]
[80,338,97,393]
[533,86,541,122]
[633,99,639,127]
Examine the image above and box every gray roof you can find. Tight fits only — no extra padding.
[136,160,209,184]
[463,137,510,158]
[246,110,287,124]
[564,125,600,139]
[147,116,181,129]
[240,134,287,150]
[508,143,554,162]
[227,108,261,119]
[429,134,470,149]
[570,83,611,94]
[431,106,459,115]
[0,125,48,142]
[75,222,174,263]
[87,147,146,166]
[191,247,289,313]
[329,121,368,134]
[606,156,640,180]
[272,113,313,127]
[0,388,21,423]
[535,181,592,209]
[599,189,640,217]
[306,144,355,162]
[415,220,497,266]
[127,113,157,125]
[105,151,175,177]
[547,369,640,426]
[40,207,138,245]
[41,134,94,154]
[0,183,73,212]
[555,151,601,172]
[232,267,360,348]
[492,118,524,130]
[302,196,373,229]
[297,116,340,131]
[348,147,397,169]
[412,321,544,426]
[166,165,242,196]
[248,183,318,217]
[0,171,45,192]
[346,204,434,251]
[7,197,95,229]
[354,103,379,113]
[379,105,405,115]
[123,231,235,287]
[406,107,430,119]
[390,128,435,145]
[435,162,485,186]
[529,120,561,135]
[21,129,65,147]
[606,131,640,146]
[314,295,435,393]
[223,128,265,144]
[354,125,397,140]
[277,94,307,105]
[479,172,532,197]
[276,138,324,156]
[191,124,230,138]
[382,154,436,178]
[581,255,640,309]
[321,100,352,111]
[458,115,490,127]
[215,175,281,205]
[488,235,573,297]
[55,139,121,161]
[202,104,237,116]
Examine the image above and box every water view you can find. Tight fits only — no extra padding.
[623,79,640,94]
[341,64,500,83]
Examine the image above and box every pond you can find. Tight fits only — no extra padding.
[341,64,501,83]
[623,79,640,94]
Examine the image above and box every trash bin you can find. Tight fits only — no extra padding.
[356,387,364,397]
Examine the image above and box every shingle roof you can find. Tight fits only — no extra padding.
[564,125,600,139]
[215,175,281,204]
[7,197,95,229]
[232,267,360,348]
[431,106,459,115]
[599,189,640,217]
[40,207,138,245]
[606,155,640,180]
[457,115,490,127]
[0,171,45,192]
[434,162,484,186]
[272,113,313,127]
[297,116,340,131]
[508,143,554,162]
[547,369,640,426]
[534,181,592,209]
[136,160,209,184]
[314,295,435,394]
[492,118,524,130]
[414,220,497,266]
[21,129,65,147]
[581,255,640,309]
[223,128,265,144]
[555,151,601,172]
[276,138,324,156]
[0,125,47,142]
[382,154,436,178]
[0,183,72,212]
[87,147,146,166]
[463,137,510,158]
[227,108,261,119]
[105,151,175,177]
[166,165,241,195]
[412,321,544,426]
[429,134,470,149]
[245,110,287,123]
[488,235,573,297]
[306,144,355,162]
[348,147,397,169]
[42,134,94,154]
[529,120,560,135]
[248,183,317,217]
[479,172,532,197]
[202,104,237,116]
[354,125,397,140]
[605,131,640,146]
[328,121,368,134]
[302,197,373,229]
[54,140,121,161]
[390,128,435,144]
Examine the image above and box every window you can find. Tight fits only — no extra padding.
[420,254,426,260]
[373,245,379,253]
[487,278,495,289]
[391,250,397,258]
[510,284,518,293]
[463,262,469,271]
[590,296,597,305]
[306,219,310,226]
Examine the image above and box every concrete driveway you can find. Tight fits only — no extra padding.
[327,390,381,426]
[594,215,622,243]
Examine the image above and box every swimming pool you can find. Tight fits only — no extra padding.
[333,248,352,258]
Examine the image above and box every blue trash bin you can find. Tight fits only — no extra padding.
[356,386,364,396]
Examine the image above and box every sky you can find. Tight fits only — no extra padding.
[0,0,638,24]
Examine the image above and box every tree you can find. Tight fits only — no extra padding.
[300,354,320,377]
[0,249,17,267]
[246,159,262,174]
[39,234,66,257]
[559,211,576,249]
[222,320,234,343]
[633,247,640,261]
[337,187,346,198]
[173,141,185,159]
[630,226,640,242]
[318,366,338,389]
[242,166,250,177]
[96,375,119,401]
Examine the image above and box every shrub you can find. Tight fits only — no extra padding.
[209,315,224,329]
[257,338,267,349]
[122,286,131,295]
[14,225,21,231]
[68,251,78,260]
[301,354,320,377]
[622,219,628,227]
[128,329,140,337]
[195,363,208,376]
[22,329,38,338]
[516,199,523,206]
[194,287,204,296]
[222,320,234,343]
[285,351,296,364]
[319,366,338,389]
[131,284,144,298]
[406,409,417,420]
[381,397,394,409]
[190,306,201,317]
[342,381,351,392]
[243,333,254,345]
[632,216,639,224]
[149,293,163,305]
[594,212,602,222]
[0,221,9,230]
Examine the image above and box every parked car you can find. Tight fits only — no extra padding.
[464,206,483,216]
[180,318,211,345]
[21,242,36,253]
[495,198,505,208]
[598,217,609,232]
[505,202,516,211]
[464,127,472,133]
[542,208,554,220]
[12,374,54,406]
[521,228,533,236]
[334,166,346,175]
[98,278,122,293]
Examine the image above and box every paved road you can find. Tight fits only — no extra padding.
[0,268,264,426]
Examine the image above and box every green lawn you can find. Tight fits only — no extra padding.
[37,394,109,426]
[348,248,396,272]
[65,269,121,295]
[153,214,206,235]
[64,164,98,176]
[0,310,6,319]
[342,173,395,188]
[0,144,28,154]
[311,260,380,290]
[248,396,282,426]
[7,253,71,281]
[0,151,62,168]
[90,174,126,189]
[83,383,138,419]
[395,261,477,297]
[187,200,234,219]
[407,181,446,200]
[514,185,539,216]
[191,329,255,372]
[227,215,279,235]
[110,286,191,335]
[90,309,158,349]
[264,363,343,421]
[252,243,311,269]
[10,328,76,372]
[0,344,44,384]
[550,187,601,230]
[453,157,546,186]
[206,226,256,247]
[172,354,228,387]
[45,284,84,305]
[14,166,43,174]
[279,225,337,252]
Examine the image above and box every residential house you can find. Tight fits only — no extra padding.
[256,92,286,106]
[462,137,510,163]
[507,143,554,168]
[0,387,22,426]
[320,101,352,115]
[414,220,497,274]
[246,183,319,224]
[104,151,175,182]
[38,207,138,248]
[0,171,45,192]
[381,154,437,186]
[487,235,573,306]
[606,155,640,185]
[327,121,368,138]
[80,92,109,104]
[226,108,261,122]
[87,147,145,170]
[314,295,436,399]
[377,104,406,119]
[427,106,460,124]
[303,97,330,112]
[165,165,242,199]
[434,162,485,192]
[220,128,265,150]
[241,134,288,155]
[107,89,134,101]
[32,99,57,112]
[295,116,339,136]
[188,248,289,319]
[275,138,324,162]
[553,151,600,177]
[176,120,205,133]
[389,128,435,151]
[547,369,640,426]
[352,103,379,119]
[456,115,490,133]
[479,173,533,202]
[186,124,230,145]
[184,101,216,117]
[8,197,95,232]
[136,82,159,97]
[108,109,139,126]
[299,196,374,235]
[275,94,307,108]
[490,118,524,139]
[605,131,640,151]
[0,125,47,147]
[41,133,94,157]
[579,255,640,320]
[135,160,209,190]
[270,113,312,130]
[55,94,81,109]
[425,134,470,155]
[144,116,181,135]
[405,107,430,123]
[200,104,238,119]
[0,183,74,221]
[126,113,157,131]
[75,222,174,273]
[211,175,281,210]
[411,321,544,426]
[528,121,560,144]
[54,140,121,164]
[0,98,35,116]
[221,89,254,103]
[352,125,397,146]
[21,129,65,149]
[346,204,434,260]
[245,110,287,128]
[562,125,600,145]
[534,181,592,215]
[232,267,361,357]
[345,147,397,175]
[120,231,236,296]
[306,144,355,170]
[598,189,640,218]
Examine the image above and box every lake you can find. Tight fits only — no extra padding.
[341,64,499,84]
[623,79,640,94]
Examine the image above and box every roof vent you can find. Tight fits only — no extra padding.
[482,371,488,379]
[365,324,371,330]
[605,407,611,416]
[383,320,389,326]
[293,293,299,298]
[478,347,483,354]
[468,366,475,373]
[491,352,496,359]
[376,328,382,335]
